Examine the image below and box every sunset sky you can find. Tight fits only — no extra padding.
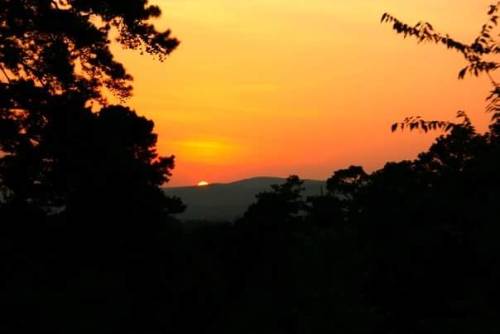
[114,0,493,186]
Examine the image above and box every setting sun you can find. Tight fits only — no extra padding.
[197,181,209,187]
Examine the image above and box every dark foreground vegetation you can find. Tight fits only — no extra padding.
[1,1,500,333]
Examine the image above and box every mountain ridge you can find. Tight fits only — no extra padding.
[163,176,325,221]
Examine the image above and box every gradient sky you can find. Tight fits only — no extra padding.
[113,0,493,186]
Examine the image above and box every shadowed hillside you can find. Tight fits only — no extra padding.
[164,177,325,221]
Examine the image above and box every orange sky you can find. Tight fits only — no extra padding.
[113,0,494,186]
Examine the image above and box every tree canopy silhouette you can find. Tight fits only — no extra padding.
[0,0,182,219]
[242,175,306,227]
[0,0,178,100]
[0,3,183,333]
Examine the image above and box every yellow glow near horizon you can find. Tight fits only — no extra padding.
[197,181,209,187]
[173,139,242,164]
[114,0,494,186]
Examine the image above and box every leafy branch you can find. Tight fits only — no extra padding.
[382,2,500,131]
[391,111,472,133]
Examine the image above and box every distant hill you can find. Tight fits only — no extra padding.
[163,177,325,221]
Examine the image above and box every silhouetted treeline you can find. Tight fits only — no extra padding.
[3,117,500,334]
[175,119,500,334]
